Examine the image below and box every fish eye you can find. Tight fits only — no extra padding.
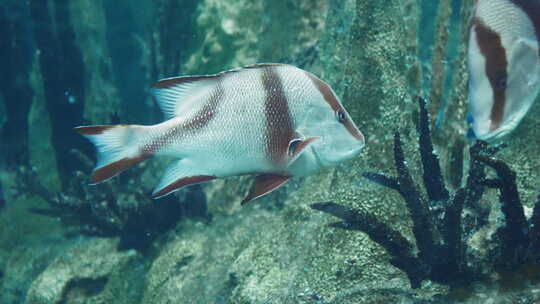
[336,110,346,123]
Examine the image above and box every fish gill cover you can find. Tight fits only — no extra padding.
[0,0,539,303]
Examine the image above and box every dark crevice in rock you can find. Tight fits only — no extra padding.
[173,255,194,275]
[0,3,34,167]
[59,276,108,304]
[215,272,239,304]
[29,0,92,186]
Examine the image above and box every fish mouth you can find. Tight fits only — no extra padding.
[312,143,364,168]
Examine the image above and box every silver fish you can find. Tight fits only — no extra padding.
[76,64,365,204]
[468,0,540,140]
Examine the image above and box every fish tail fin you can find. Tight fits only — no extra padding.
[75,125,152,184]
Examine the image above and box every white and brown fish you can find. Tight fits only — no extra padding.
[468,0,540,140]
[76,64,365,204]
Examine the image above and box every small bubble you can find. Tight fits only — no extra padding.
[65,91,77,104]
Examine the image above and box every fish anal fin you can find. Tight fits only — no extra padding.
[152,175,215,199]
[241,174,290,205]
[288,136,320,163]
[90,154,150,184]
[152,159,216,198]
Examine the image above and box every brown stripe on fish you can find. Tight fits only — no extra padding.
[306,72,364,141]
[261,66,294,166]
[474,18,508,130]
[143,79,226,153]
[510,0,540,53]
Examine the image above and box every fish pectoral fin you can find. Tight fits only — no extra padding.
[152,160,215,198]
[241,174,290,205]
[287,136,320,164]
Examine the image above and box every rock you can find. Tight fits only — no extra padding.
[25,238,142,304]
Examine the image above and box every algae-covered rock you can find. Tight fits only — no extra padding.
[25,238,142,304]
[182,0,327,74]
[0,194,64,304]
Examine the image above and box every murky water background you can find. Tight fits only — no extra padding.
[1,0,539,303]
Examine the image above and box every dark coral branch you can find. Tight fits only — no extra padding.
[361,172,399,191]
[417,96,449,202]
[475,155,529,266]
[440,188,466,276]
[312,96,536,289]
[311,202,415,258]
[461,141,496,227]
[475,156,527,235]
[392,132,439,263]
[311,202,427,288]
[464,142,490,195]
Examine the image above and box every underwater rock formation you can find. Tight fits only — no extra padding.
[25,238,144,304]
[312,96,540,290]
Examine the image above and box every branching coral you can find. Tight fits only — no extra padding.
[14,150,208,252]
[311,96,540,289]
[477,156,540,270]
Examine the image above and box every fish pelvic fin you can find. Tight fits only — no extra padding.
[75,125,151,184]
[241,174,290,205]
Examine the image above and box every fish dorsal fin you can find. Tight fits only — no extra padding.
[241,174,290,205]
[152,75,220,119]
[152,64,292,119]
